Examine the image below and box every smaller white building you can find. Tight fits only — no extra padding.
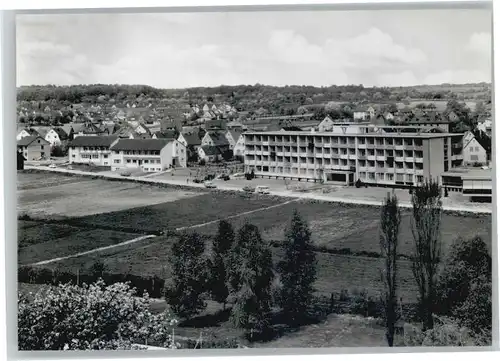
[462,131,488,165]
[45,127,69,147]
[233,134,246,158]
[225,130,242,150]
[318,116,335,132]
[68,136,119,167]
[17,128,38,141]
[109,138,187,172]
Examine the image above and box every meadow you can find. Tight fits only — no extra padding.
[17,171,492,347]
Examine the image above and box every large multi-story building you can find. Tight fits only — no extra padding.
[243,124,463,187]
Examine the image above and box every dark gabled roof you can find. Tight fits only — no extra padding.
[132,131,152,139]
[69,136,119,147]
[228,129,242,142]
[51,127,69,140]
[18,127,40,137]
[110,138,173,151]
[181,132,202,146]
[206,131,230,146]
[200,145,221,156]
[17,136,49,147]
[153,130,176,139]
[31,126,50,138]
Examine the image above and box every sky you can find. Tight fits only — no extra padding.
[16,9,492,88]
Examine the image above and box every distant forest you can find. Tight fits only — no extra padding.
[17,83,492,113]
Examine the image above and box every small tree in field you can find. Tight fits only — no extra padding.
[410,179,443,331]
[229,223,274,339]
[278,210,317,325]
[379,191,401,347]
[210,220,235,309]
[165,232,210,319]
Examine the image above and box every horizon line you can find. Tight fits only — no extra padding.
[16,81,493,91]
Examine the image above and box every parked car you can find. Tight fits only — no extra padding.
[192,179,203,184]
[243,185,255,193]
[222,175,230,181]
[255,185,270,194]
[204,181,217,189]
[120,170,131,177]
[49,164,57,169]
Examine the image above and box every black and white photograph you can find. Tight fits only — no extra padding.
[15,5,493,351]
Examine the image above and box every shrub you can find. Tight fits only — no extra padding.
[403,316,489,347]
[18,280,179,350]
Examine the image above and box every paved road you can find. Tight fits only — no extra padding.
[24,165,492,214]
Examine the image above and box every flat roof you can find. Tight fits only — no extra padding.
[243,130,459,139]
[442,168,492,180]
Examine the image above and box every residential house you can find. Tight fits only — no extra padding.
[477,119,492,137]
[45,127,69,147]
[225,129,242,150]
[462,131,488,166]
[384,112,394,121]
[233,134,245,158]
[73,122,106,138]
[201,131,230,151]
[152,130,177,139]
[68,136,119,166]
[135,123,151,135]
[110,138,186,172]
[31,126,50,140]
[202,104,210,113]
[16,127,39,141]
[178,132,202,150]
[318,116,336,132]
[353,106,375,121]
[17,136,50,161]
[198,145,222,163]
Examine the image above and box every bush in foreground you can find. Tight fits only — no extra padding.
[18,280,179,350]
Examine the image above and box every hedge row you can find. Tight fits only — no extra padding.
[18,266,165,298]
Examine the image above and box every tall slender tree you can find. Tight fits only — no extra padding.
[278,210,317,325]
[229,223,274,339]
[410,180,443,331]
[210,220,235,309]
[165,232,209,319]
[379,192,401,346]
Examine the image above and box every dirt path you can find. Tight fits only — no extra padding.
[175,198,299,231]
[29,235,157,266]
[26,199,297,266]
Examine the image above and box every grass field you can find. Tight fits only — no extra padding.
[17,172,492,347]
[17,171,201,218]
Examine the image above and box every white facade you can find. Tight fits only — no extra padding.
[110,140,186,172]
[45,129,64,146]
[233,135,246,157]
[69,145,114,166]
[318,116,335,132]
[17,129,32,141]
[462,137,487,165]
